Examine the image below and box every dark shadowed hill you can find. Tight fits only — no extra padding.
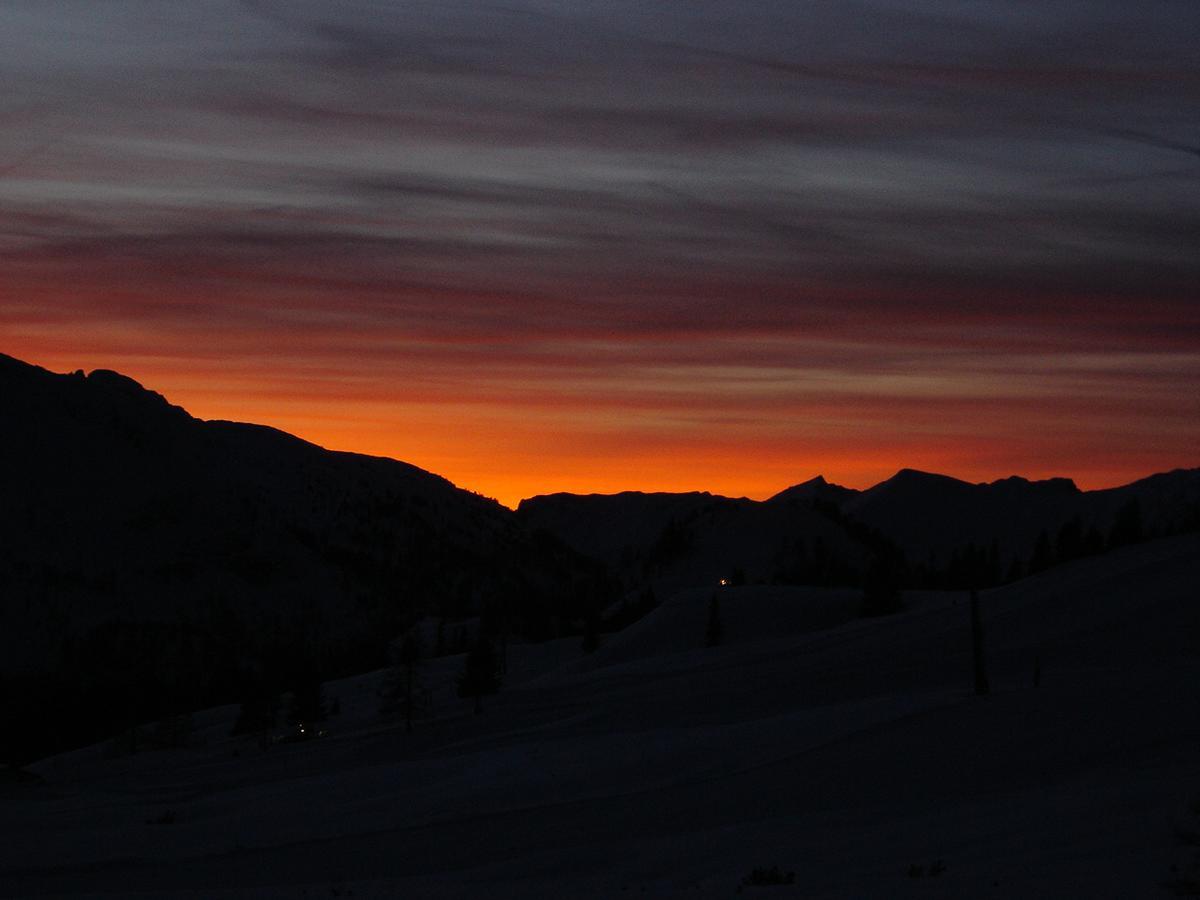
[843,467,1200,577]
[0,353,610,762]
[843,469,1085,571]
[518,490,869,597]
[521,466,1200,594]
[766,474,860,506]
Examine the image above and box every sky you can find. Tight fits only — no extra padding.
[2,1,1198,507]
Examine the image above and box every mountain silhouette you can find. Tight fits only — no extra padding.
[523,466,1200,593]
[766,474,860,506]
[0,353,608,761]
[844,466,1198,571]
[518,489,867,597]
[2,351,1197,763]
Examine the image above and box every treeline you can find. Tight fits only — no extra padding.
[0,531,617,765]
[908,496,1196,590]
[760,496,1197,594]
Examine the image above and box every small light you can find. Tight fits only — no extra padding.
[719,578,728,586]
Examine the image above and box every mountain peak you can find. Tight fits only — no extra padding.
[986,474,1079,495]
[885,468,967,488]
[767,474,859,505]
[87,368,150,394]
[82,366,190,420]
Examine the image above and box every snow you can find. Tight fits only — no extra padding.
[3,534,1198,898]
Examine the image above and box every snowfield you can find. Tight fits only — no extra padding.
[3,533,1199,898]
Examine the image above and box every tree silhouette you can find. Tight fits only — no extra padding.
[705,593,723,647]
[231,688,276,742]
[1029,529,1054,573]
[860,553,903,616]
[1109,498,1144,548]
[150,712,192,749]
[381,627,425,732]
[286,675,327,732]
[604,586,658,631]
[456,637,501,714]
[1055,516,1084,562]
[1004,556,1025,584]
[581,613,600,654]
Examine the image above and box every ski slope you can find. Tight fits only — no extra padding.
[3,534,1198,898]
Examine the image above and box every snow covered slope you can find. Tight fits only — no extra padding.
[2,533,1197,898]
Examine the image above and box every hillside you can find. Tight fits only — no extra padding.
[3,534,1197,898]
[843,467,1200,574]
[518,490,867,596]
[523,466,1200,592]
[0,353,610,762]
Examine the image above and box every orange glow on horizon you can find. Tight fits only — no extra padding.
[4,2,1199,513]
[8,343,1193,510]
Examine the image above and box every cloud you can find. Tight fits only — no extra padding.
[2,0,1198,502]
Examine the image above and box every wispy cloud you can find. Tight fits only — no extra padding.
[2,0,1198,502]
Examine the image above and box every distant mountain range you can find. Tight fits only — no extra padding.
[520,466,1200,596]
[2,351,1196,761]
[519,489,868,600]
[823,466,1199,570]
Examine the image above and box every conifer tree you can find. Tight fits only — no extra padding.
[705,593,723,647]
[1029,530,1054,573]
[286,676,327,732]
[581,613,600,654]
[381,627,425,733]
[456,637,501,714]
[231,670,277,744]
[861,554,902,616]
[1109,498,1144,548]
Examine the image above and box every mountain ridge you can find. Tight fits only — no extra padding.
[0,352,610,763]
[4,350,1197,762]
[520,464,1200,594]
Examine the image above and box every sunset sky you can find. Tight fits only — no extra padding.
[3,1,1198,506]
